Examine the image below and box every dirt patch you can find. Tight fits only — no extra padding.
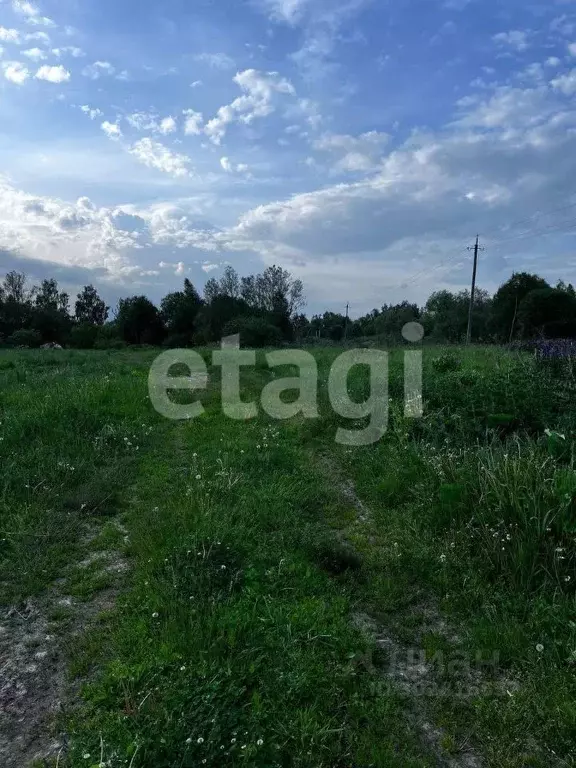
[0,528,128,767]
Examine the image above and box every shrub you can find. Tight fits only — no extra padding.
[6,329,42,348]
[431,352,462,373]
[162,333,191,349]
[222,316,283,348]
[69,323,99,349]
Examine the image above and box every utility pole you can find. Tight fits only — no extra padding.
[343,302,349,343]
[466,235,484,345]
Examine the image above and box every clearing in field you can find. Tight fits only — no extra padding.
[0,345,574,767]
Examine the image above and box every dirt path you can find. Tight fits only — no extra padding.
[0,527,128,767]
[317,453,484,768]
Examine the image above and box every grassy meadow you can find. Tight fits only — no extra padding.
[0,344,575,767]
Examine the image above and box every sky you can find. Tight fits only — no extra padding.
[1,0,576,316]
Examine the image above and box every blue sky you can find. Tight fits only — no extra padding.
[1,0,576,315]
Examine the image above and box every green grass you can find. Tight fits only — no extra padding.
[2,344,576,767]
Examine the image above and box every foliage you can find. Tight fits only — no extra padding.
[6,328,42,347]
[69,322,100,349]
[75,285,109,326]
[517,287,576,339]
[116,295,165,345]
[222,315,283,347]
[490,272,551,342]
[431,352,462,373]
[161,279,203,343]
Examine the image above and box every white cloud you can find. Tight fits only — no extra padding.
[313,130,389,173]
[0,176,145,278]
[22,47,46,60]
[183,109,203,135]
[159,116,177,135]
[3,61,29,84]
[220,156,250,173]
[12,1,39,16]
[191,79,203,88]
[82,60,115,79]
[126,112,158,131]
[128,138,193,177]
[80,104,103,120]
[27,15,55,28]
[546,56,561,67]
[101,121,122,139]
[35,64,70,83]
[194,52,235,69]
[569,42,576,57]
[0,27,21,43]
[24,31,49,43]
[175,261,185,275]
[205,68,295,144]
[551,69,576,95]
[202,262,219,272]
[493,30,530,52]
[258,0,312,24]
[52,46,84,58]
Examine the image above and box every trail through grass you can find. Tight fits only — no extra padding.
[1,345,575,767]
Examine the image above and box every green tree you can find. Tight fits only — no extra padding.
[490,272,550,342]
[75,285,109,325]
[160,279,203,343]
[517,288,576,338]
[116,296,165,345]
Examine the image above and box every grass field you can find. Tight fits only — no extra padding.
[0,345,575,767]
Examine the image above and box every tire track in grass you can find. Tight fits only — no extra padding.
[315,453,484,768]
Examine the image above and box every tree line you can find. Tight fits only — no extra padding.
[0,267,575,349]
[305,273,576,344]
[0,265,304,349]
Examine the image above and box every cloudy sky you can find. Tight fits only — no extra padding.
[1,0,576,315]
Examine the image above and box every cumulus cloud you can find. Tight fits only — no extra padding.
[313,130,390,173]
[493,30,530,52]
[12,1,39,16]
[82,60,115,79]
[220,157,250,173]
[159,116,177,135]
[128,138,193,177]
[80,104,103,120]
[183,109,203,135]
[205,69,295,144]
[0,27,21,43]
[194,52,235,69]
[0,175,145,278]
[101,120,122,139]
[35,64,70,83]
[551,69,576,95]
[3,61,29,84]
[22,47,46,60]
[52,46,84,58]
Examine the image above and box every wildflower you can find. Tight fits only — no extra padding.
[536,643,544,653]
[186,738,192,745]
[565,576,571,582]
[180,666,186,671]
[152,612,159,618]
[83,755,91,760]
[257,738,264,746]
[439,554,447,563]
[197,737,204,744]
[196,474,202,480]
